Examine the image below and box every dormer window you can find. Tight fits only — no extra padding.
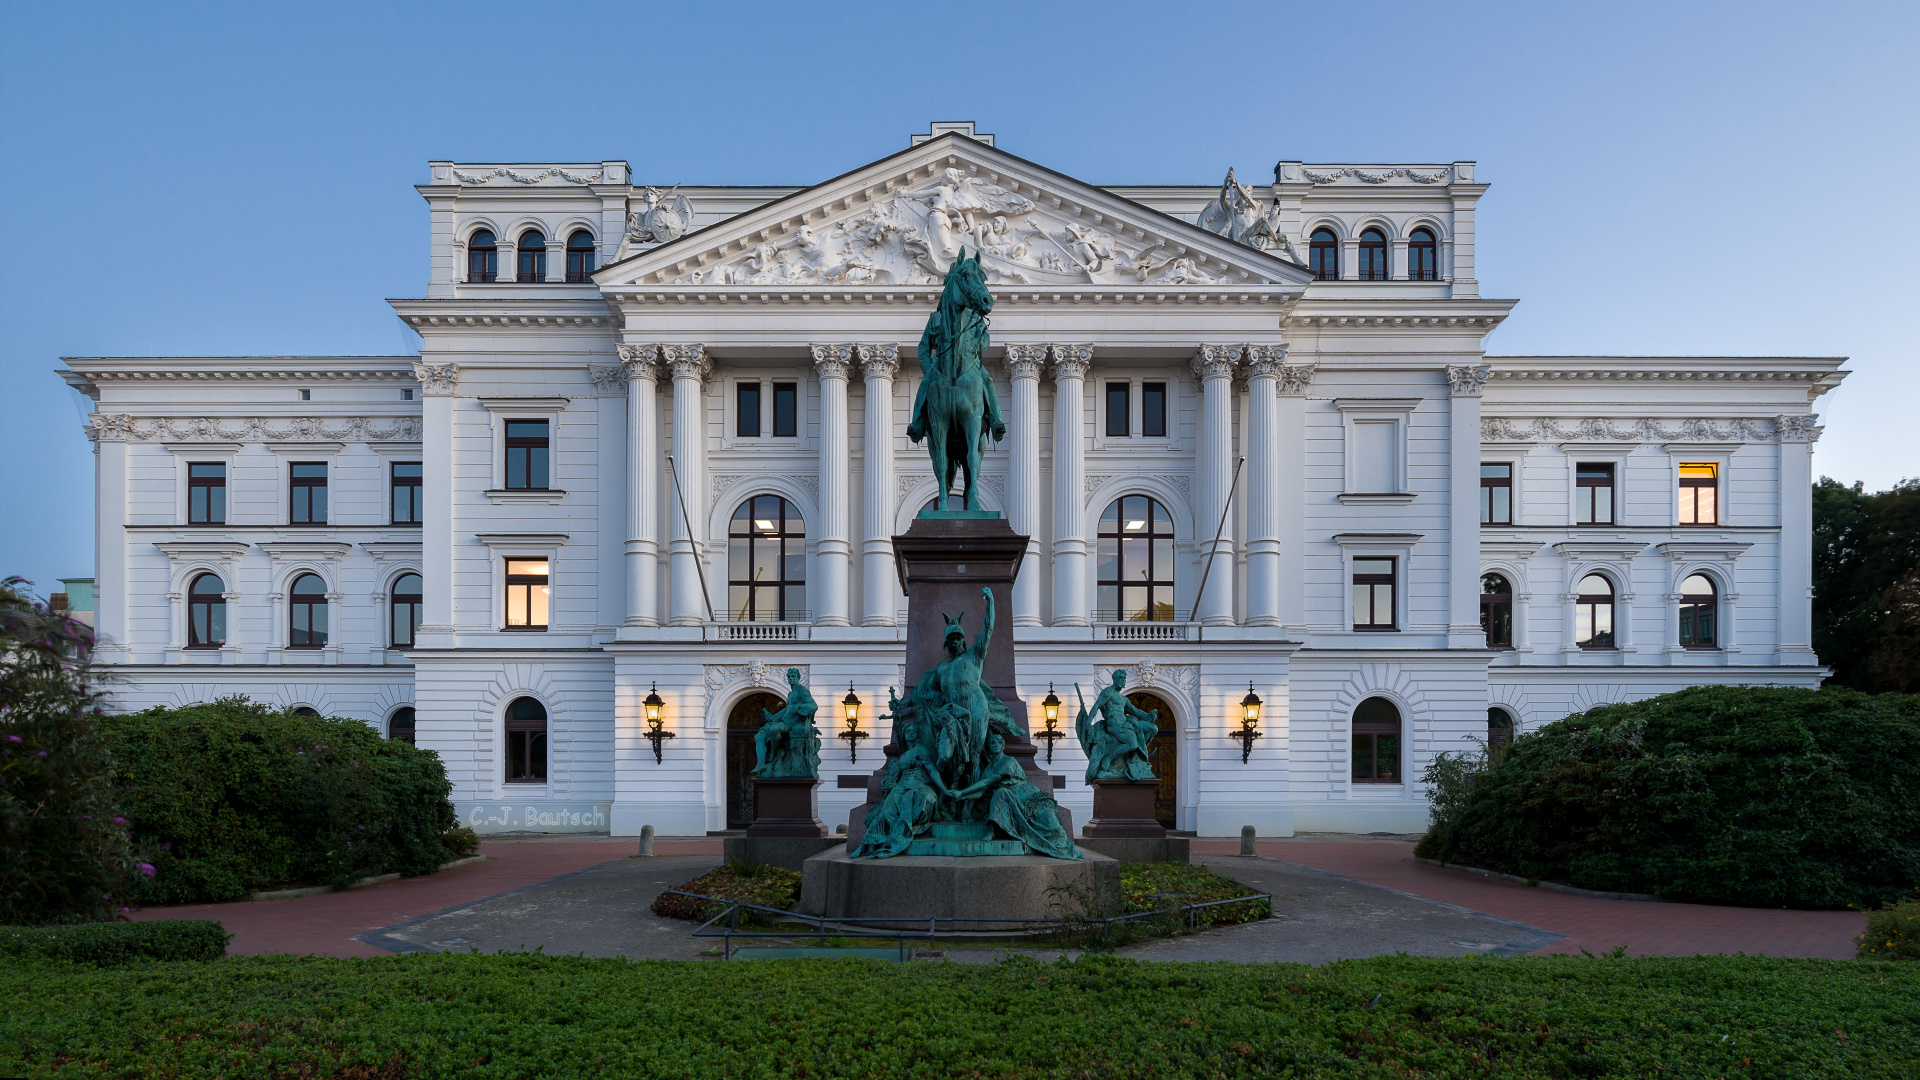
[467,229,497,283]
[1409,228,1437,280]
[517,230,547,283]
[565,230,596,282]
[1310,228,1339,280]
[1359,229,1388,281]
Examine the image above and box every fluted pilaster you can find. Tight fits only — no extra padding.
[812,344,853,626]
[1193,344,1241,626]
[618,344,663,626]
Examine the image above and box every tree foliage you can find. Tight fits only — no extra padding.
[1814,477,1920,691]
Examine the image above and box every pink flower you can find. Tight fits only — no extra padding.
[112,816,129,826]
[5,735,20,743]
[121,907,131,914]
[36,751,46,758]
[137,863,156,878]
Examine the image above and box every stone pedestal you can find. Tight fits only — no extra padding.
[1083,779,1166,838]
[723,835,842,872]
[800,845,1120,927]
[1074,836,1191,864]
[746,777,826,838]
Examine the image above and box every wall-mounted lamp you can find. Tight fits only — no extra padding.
[839,684,870,763]
[1033,683,1067,764]
[643,682,674,764]
[1231,683,1263,764]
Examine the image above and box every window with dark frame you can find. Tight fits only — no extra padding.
[1352,697,1401,782]
[188,463,226,524]
[1575,573,1615,648]
[504,558,550,630]
[564,230,595,282]
[1105,382,1130,437]
[1480,572,1513,648]
[504,697,547,782]
[289,573,328,648]
[467,229,497,283]
[727,496,807,621]
[516,230,546,283]
[289,463,327,524]
[1679,573,1717,647]
[736,382,761,438]
[1352,557,1396,630]
[1096,495,1177,622]
[390,462,422,525]
[1142,382,1167,438]
[187,572,225,648]
[1575,463,1614,525]
[772,382,798,438]
[390,572,423,648]
[1480,463,1512,525]
[1679,463,1718,525]
[1409,228,1438,280]
[1358,229,1388,280]
[387,706,416,746]
[1309,228,1339,280]
[1487,707,1514,749]
[504,420,550,490]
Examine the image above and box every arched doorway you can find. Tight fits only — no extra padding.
[1128,691,1178,828]
[725,692,784,829]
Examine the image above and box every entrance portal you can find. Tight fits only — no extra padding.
[1128,691,1178,828]
[725,692,785,829]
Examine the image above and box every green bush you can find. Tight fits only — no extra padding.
[1857,899,1920,960]
[652,860,803,921]
[1416,686,1920,908]
[0,578,140,925]
[103,697,459,904]
[0,918,227,966]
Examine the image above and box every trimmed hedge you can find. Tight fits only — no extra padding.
[1,953,1913,1077]
[104,698,459,904]
[1417,686,1920,909]
[0,919,228,966]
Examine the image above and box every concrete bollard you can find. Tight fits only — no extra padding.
[638,824,655,857]
[835,823,847,835]
[1240,824,1256,856]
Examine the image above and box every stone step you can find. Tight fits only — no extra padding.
[905,837,1029,857]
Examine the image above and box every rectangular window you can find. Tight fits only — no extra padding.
[1351,420,1397,493]
[188,463,226,524]
[772,382,797,438]
[1575,463,1614,525]
[1480,463,1512,525]
[1679,463,1718,525]
[736,382,761,438]
[504,420,550,490]
[1141,382,1167,438]
[289,462,327,524]
[390,462,422,525]
[1352,557,1397,630]
[1105,382,1130,437]
[504,558,550,630]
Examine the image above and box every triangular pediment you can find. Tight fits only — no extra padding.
[596,133,1312,290]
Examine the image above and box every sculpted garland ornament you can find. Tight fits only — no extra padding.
[1481,416,1823,444]
[87,415,423,444]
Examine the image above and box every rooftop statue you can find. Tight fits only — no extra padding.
[1074,670,1160,783]
[751,668,821,779]
[1195,167,1297,262]
[906,250,1005,513]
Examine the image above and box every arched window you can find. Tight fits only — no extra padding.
[467,229,497,283]
[504,697,547,782]
[291,706,320,717]
[289,573,328,648]
[388,706,417,746]
[1487,707,1514,749]
[1352,697,1401,782]
[565,230,596,282]
[516,230,546,283]
[728,495,806,621]
[1408,227,1437,280]
[1575,573,1615,649]
[1309,228,1339,280]
[1097,494,1177,622]
[390,572,422,648]
[1358,228,1388,280]
[187,572,225,648]
[1679,573,1717,647]
[1480,572,1513,648]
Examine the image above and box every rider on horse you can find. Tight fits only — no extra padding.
[907,249,1006,511]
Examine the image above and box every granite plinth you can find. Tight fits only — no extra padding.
[723,836,844,872]
[745,777,826,838]
[1083,779,1166,838]
[1074,836,1191,864]
[799,845,1120,927]
[904,820,1027,857]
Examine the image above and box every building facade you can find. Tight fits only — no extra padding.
[60,123,1846,837]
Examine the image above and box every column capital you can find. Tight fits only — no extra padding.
[1192,344,1243,382]
[1003,344,1048,381]
[589,365,628,396]
[810,343,854,380]
[1446,363,1491,397]
[1049,343,1092,380]
[856,342,900,380]
[1276,364,1316,396]
[661,344,710,384]
[616,343,663,380]
[1243,343,1291,377]
[412,361,459,396]
[1775,414,1822,443]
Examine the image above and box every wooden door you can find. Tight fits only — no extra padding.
[1129,692,1178,828]
[725,692,784,829]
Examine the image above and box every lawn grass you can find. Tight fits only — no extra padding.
[3,952,1915,1078]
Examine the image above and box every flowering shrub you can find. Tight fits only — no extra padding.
[1857,899,1920,960]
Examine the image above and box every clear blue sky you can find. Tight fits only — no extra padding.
[2,1,1915,598]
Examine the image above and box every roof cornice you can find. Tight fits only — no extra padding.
[388,298,619,330]
[603,283,1303,310]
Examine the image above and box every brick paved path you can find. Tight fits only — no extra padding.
[1191,838,1865,960]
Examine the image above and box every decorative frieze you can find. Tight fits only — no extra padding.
[1482,416,1822,445]
[88,415,423,444]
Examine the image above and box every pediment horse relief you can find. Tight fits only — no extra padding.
[667,167,1228,287]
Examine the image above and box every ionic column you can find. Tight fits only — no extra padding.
[664,345,710,626]
[1243,344,1286,626]
[1003,345,1047,626]
[618,344,663,626]
[811,344,853,626]
[857,344,900,627]
[1446,364,1489,647]
[412,362,458,644]
[1276,363,1315,636]
[1776,414,1819,663]
[1193,345,1241,626]
[1050,344,1091,626]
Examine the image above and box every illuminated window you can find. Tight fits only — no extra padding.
[1679,463,1718,525]
[1096,495,1177,621]
[504,559,550,630]
[728,496,806,621]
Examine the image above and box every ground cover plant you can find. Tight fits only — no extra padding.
[103,697,461,904]
[1118,861,1270,929]
[1417,685,1920,909]
[650,859,803,921]
[3,952,1914,1078]
[0,919,227,966]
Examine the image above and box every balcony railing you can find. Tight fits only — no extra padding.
[707,612,812,642]
[1094,610,1196,642]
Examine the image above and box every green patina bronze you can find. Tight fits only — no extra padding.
[1074,670,1160,783]
[907,250,1005,514]
[751,668,821,779]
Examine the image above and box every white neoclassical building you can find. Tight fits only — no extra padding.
[59,123,1845,837]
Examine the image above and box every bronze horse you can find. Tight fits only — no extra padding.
[907,250,1005,512]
